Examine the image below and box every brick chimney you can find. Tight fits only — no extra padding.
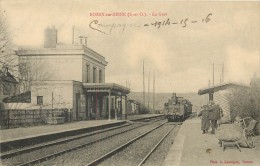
[44,26,57,48]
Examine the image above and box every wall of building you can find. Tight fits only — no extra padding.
[213,90,231,119]
[82,56,105,83]
[4,81,87,121]
[31,81,74,110]
[31,80,87,121]
[19,55,83,85]
[72,81,86,120]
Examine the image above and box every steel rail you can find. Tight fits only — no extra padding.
[0,123,131,159]
[13,119,166,166]
[86,121,168,166]
[1,117,164,159]
[137,124,177,166]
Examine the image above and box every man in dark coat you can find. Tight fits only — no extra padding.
[198,105,210,134]
[208,101,221,134]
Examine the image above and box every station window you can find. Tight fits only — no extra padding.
[37,96,43,105]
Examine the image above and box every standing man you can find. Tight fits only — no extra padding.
[208,101,221,134]
[198,105,210,134]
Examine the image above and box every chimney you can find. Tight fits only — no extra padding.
[78,36,87,46]
[44,26,57,48]
[172,93,177,103]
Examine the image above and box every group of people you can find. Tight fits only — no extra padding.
[198,101,223,134]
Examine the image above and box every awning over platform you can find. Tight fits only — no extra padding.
[83,83,130,120]
[198,82,250,95]
[83,83,130,95]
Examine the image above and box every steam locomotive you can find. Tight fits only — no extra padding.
[164,93,192,122]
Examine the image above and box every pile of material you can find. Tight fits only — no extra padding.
[216,124,248,148]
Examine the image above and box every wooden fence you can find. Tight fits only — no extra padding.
[0,108,69,129]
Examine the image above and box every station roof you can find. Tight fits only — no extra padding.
[0,70,18,84]
[16,44,108,66]
[83,83,130,96]
[3,91,31,103]
[198,82,250,95]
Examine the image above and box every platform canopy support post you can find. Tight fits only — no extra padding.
[120,94,123,120]
[108,90,111,121]
[115,95,117,120]
[125,95,127,120]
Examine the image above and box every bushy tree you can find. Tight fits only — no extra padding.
[227,81,260,121]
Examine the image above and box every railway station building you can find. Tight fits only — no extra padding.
[3,26,130,121]
[198,82,250,119]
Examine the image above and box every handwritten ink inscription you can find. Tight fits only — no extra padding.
[146,13,212,29]
[89,13,212,35]
[89,20,140,35]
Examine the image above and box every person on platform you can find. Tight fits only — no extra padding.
[198,105,210,134]
[208,101,221,134]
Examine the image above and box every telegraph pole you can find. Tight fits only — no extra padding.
[72,26,74,44]
[153,72,155,112]
[213,63,215,86]
[143,60,145,107]
[148,71,150,111]
[222,63,224,83]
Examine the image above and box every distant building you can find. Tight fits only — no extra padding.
[4,26,130,121]
[0,68,19,109]
[198,82,250,118]
[128,99,140,114]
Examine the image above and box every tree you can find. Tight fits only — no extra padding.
[0,9,19,108]
[0,10,18,76]
[19,57,51,92]
[1,10,50,94]
[227,82,260,121]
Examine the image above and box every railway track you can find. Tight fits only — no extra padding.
[1,117,165,166]
[137,124,177,166]
[91,123,178,166]
[0,123,132,159]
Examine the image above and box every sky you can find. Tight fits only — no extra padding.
[1,0,260,93]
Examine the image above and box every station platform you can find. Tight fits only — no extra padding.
[163,118,260,166]
[0,114,162,143]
